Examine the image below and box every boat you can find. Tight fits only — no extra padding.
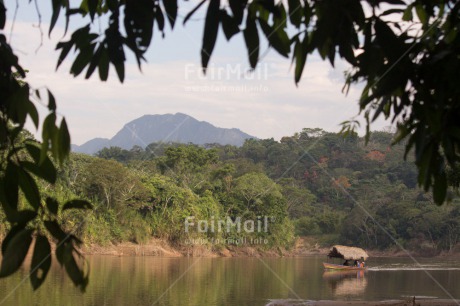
[323,262,366,271]
[323,245,369,270]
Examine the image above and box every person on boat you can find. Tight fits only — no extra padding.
[343,260,349,266]
[360,257,365,268]
[354,260,359,267]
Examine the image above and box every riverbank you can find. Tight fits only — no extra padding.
[80,237,460,258]
[267,299,460,306]
[80,237,327,257]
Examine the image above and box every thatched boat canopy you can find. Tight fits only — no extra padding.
[328,245,369,260]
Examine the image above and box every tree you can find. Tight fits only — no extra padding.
[77,158,149,209]
[231,172,293,245]
[157,145,219,191]
[96,146,132,162]
[278,178,316,218]
[232,172,287,219]
[1,0,460,290]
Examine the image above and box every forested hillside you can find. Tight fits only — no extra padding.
[3,129,458,255]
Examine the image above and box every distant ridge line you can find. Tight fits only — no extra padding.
[72,113,257,155]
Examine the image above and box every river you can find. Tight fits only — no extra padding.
[0,256,459,305]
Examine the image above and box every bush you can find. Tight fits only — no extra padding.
[295,217,320,236]
[82,212,116,246]
[118,209,152,244]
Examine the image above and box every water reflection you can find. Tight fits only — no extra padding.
[0,256,459,306]
[323,270,367,297]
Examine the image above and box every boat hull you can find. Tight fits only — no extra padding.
[323,262,366,271]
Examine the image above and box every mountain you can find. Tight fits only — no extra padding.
[72,113,256,154]
[72,138,110,154]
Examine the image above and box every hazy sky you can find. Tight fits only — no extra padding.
[5,1,388,145]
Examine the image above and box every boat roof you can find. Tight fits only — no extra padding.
[328,245,369,260]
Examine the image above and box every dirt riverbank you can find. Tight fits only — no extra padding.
[80,237,327,257]
[80,237,460,258]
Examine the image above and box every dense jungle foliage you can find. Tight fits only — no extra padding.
[2,128,458,255]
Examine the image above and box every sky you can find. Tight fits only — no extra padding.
[4,1,389,146]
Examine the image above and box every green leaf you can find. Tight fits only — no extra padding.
[1,225,25,255]
[17,167,41,210]
[229,0,247,25]
[106,24,126,81]
[56,40,74,70]
[155,6,165,33]
[374,19,404,61]
[0,229,33,277]
[444,29,457,44]
[30,235,52,290]
[46,197,59,215]
[98,47,109,81]
[162,0,178,28]
[71,45,95,77]
[26,101,39,129]
[0,2,6,29]
[50,0,62,36]
[287,0,302,28]
[402,6,413,21]
[63,199,93,211]
[86,44,103,79]
[5,163,19,210]
[124,0,154,63]
[55,241,72,266]
[294,37,308,85]
[8,85,29,126]
[21,158,57,184]
[274,3,288,28]
[417,143,434,190]
[87,0,98,21]
[68,234,83,247]
[23,144,57,184]
[25,141,47,163]
[0,179,14,222]
[114,63,125,82]
[41,112,57,163]
[258,18,290,57]
[44,220,68,242]
[64,250,88,292]
[58,118,71,164]
[10,210,38,226]
[257,0,275,14]
[47,89,56,111]
[433,172,447,205]
[183,0,206,25]
[243,16,259,69]
[221,10,240,41]
[201,0,220,73]
[415,4,427,25]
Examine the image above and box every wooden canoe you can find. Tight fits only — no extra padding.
[323,262,366,271]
